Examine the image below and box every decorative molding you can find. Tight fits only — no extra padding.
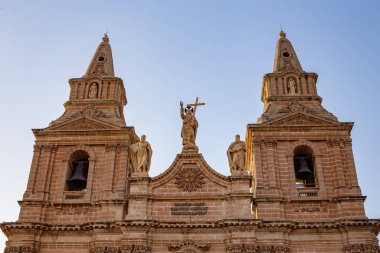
[226,244,290,253]
[343,244,380,253]
[62,145,96,161]
[105,144,117,152]
[4,246,37,253]
[120,245,152,253]
[90,246,119,253]
[175,167,205,192]
[43,145,58,152]
[33,145,42,152]
[55,206,89,215]
[65,121,99,130]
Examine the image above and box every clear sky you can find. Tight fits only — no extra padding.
[1,0,379,248]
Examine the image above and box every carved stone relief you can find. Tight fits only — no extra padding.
[175,167,205,192]
[278,101,310,114]
[343,244,380,253]
[226,244,290,253]
[120,245,152,253]
[90,246,119,253]
[4,246,37,253]
[168,240,210,252]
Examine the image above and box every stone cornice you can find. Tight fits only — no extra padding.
[2,219,379,234]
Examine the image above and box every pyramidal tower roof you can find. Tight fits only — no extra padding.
[84,34,115,77]
[273,31,303,72]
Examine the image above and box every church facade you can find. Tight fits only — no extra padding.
[1,32,379,253]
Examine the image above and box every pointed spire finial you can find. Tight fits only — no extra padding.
[273,31,303,72]
[84,34,115,77]
[102,34,109,43]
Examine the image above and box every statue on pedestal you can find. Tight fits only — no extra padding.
[180,97,205,153]
[227,134,247,175]
[130,135,152,176]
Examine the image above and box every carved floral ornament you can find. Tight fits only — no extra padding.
[175,167,205,192]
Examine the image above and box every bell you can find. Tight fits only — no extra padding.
[67,160,88,191]
[295,156,313,180]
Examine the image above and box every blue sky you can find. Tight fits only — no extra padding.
[1,0,379,247]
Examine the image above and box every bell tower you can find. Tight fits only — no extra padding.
[247,31,366,221]
[2,35,137,252]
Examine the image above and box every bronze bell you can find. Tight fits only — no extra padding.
[67,160,89,191]
[295,156,313,180]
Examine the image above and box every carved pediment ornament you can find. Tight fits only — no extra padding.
[72,105,108,119]
[278,101,311,114]
[168,240,210,252]
[175,167,205,192]
[49,105,110,126]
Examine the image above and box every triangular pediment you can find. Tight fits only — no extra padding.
[262,112,339,127]
[150,153,231,192]
[45,116,121,131]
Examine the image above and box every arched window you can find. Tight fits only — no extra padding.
[293,145,316,188]
[66,150,89,191]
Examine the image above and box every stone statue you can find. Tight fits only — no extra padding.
[180,101,198,147]
[288,77,297,94]
[227,135,247,175]
[89,82,98,99]
[130,135,152,176]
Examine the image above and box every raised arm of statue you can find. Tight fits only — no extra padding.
[180,101,185,119]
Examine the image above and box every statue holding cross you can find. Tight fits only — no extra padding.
[180,97,205,152]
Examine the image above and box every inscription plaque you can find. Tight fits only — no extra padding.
[171,202,208,215]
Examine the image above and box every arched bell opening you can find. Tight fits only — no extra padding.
[293,145,316,188]
[66,150,90,191]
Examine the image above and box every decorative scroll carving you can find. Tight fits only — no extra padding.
[226,244,290,253]
[168,240,210,252]
[343,244,380,253]
[278,101,310,113]
[72,105,108,119]
[175,167,205,192]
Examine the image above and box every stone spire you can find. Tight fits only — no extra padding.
[48,34,128,128]
[84,34,115,77]
[273,30,303,73]
[257,31,337,123]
